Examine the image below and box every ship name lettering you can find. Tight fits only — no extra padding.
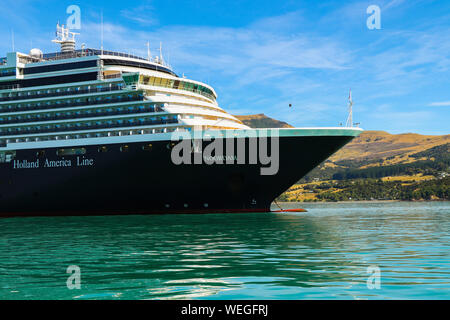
[77,156,94,166]
[44,159,72,168]
[12,157,94,169]
[13,159,39,169]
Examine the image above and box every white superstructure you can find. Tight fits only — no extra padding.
[0,25,248,155]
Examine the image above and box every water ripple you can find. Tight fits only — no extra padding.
[0,201,449,299]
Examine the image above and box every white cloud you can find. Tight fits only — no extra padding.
[121,4,159,26]
[428,101,450,107]
[75,10,352,76]
[384,0,406,10]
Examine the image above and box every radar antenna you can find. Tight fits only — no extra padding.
[52,23,79,53]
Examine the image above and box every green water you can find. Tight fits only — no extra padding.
[0,201,449,300]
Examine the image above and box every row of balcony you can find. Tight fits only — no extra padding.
[0,85,124,102]
[0,105,165,125]
[0,95,144,114]
[0,70,15,78]
[0,118,179,137]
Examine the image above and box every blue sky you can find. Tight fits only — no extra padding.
[1,0,449,134]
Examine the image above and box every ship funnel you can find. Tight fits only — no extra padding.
[52,23,79,53]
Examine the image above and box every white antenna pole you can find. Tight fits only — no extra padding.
[147,41,151,61]
[167,48,170,67]
[11,29,15,52]
[346,89,353,127]
[159,41,163,63]
[101,10,104,55]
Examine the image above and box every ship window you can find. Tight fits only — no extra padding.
[36,150,46,158]
[142,144,153,151]
[57,148,86,156]
[120,145,129,152]
[98,146,108,153]
[166,142,176,149]
[160,78,169,87]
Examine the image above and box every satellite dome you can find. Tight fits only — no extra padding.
[29,48,43,59]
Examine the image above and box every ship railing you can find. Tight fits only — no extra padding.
[39,49,172,68]
[0,95,143,114]
[0,84,21,91]
[0,70,16,77]
[0,117,179,137]
[0,105,163,125]
[2,125,186,146]
[0,85,125,102]
[103,73,122,80]
[143,81,216,101]
[43,50,97,62]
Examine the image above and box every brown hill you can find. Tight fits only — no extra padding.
[330,131,450,166]
[235,114,293,129]
[235,114,449,167]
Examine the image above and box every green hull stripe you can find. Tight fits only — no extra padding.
[198,128,363,138]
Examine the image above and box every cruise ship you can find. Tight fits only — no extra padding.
[0,25,362,217]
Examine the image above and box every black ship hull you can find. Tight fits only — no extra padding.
[0,133,356,217]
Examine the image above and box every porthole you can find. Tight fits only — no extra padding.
[166,142,176,150]
[98,146,108,153]
[36,150,45,158]
[120,145,129,152]
[142,144,153,151]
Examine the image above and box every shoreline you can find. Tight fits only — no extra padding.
[275,199,449,204]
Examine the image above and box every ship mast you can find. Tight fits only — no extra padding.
[346,89,353,127]
[147,41,152,61]
[52,23,79,53]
